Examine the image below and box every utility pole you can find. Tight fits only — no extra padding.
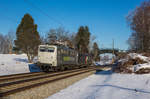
[112,39,115,64]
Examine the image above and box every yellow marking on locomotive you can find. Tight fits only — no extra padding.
[63,57,70,61]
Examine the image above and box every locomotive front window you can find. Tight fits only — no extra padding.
[39,47,55,52]
[40,48,46,52]
[47,47,55,52]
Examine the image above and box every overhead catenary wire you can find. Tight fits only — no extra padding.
[23,0,63,26]
[1,15,19,24]
[0,8,19,24]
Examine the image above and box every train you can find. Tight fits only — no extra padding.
[36,44,92,71]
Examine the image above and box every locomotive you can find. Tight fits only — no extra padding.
[37,44,92,71]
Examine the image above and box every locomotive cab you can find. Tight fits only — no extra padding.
[38,45,57,67]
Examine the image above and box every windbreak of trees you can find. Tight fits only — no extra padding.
[127,0,150,52]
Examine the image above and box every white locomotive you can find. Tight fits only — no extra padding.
[37,44,79,71]
[37,44,92,71]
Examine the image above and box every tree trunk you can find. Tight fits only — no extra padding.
[27,53,32,63]
[31,54,35,63]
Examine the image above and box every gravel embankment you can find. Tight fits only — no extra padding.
[2,70,96,99]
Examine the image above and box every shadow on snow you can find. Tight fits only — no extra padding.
[28,64,41,72]
[95,70,113,75]
[13,58,28,63]
[92,84,150,94]
[13,58,41,72]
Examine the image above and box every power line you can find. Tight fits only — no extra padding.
[0,7,18,24]
[2,15,19,24]
[24,0,63,26]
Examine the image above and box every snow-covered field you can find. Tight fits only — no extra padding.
[47,70,150,99]
[0,54,40,76]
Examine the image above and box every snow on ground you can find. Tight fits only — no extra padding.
[0,54,40,76]
[133,63,150,72]
[128,53,150,62]
[46,70,150,99]
[129,53,150,72]
[118,53,150,72]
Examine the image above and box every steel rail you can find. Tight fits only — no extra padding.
[0,72,44,81]
[0,66,97,82]
[0,67,95,87]
[0,67,97,97]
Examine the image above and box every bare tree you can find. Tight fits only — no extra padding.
[48,29,58,44]
[48,27,70,43]
[0,34,5,53]
[6,30,16,54]
[47,27,75,48]
[68,32,76,48]
[89,35,96,52]
[92,42,100,61]
[0,33,10,54]
[127,0,150,52]
[39,32,48,44]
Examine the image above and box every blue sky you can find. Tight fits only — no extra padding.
[0,0,143,50]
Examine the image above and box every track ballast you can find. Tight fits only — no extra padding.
[0,66,100,97]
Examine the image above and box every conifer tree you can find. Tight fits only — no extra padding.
[15,13,40,63]
[75,26,90,53]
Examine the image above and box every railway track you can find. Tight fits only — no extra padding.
[0,72,45,82]
[0,66,98,97]
[0,67,94,83]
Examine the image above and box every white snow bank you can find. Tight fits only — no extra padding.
[118,53,150,72]
[133,63,150,72]
[130,53,150,72]
[46,70,150,99]
[0,54,40,76]
[128,53,150,62]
